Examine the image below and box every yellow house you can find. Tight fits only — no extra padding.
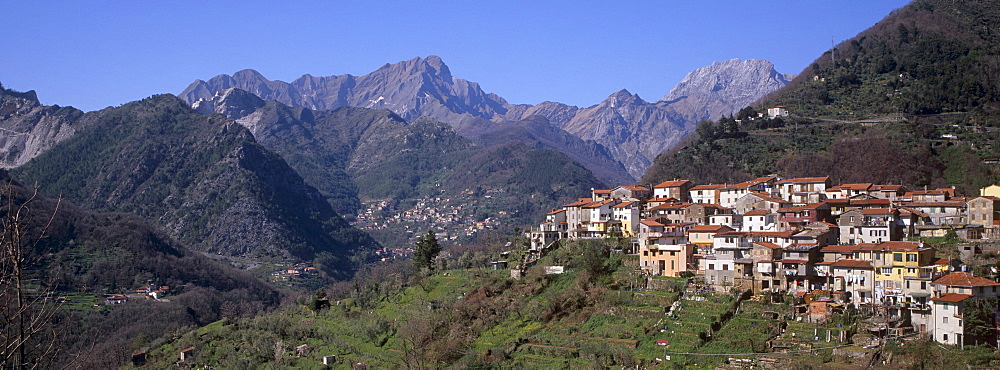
[981,184,1000,197]
[851,241,935,282]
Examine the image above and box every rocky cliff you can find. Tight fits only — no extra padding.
[0,84,83,167]
[662,58,796,122]
[180,56,792,179]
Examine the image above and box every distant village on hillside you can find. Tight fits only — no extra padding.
[526,176,1000,347]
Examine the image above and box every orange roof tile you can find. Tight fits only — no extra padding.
[831,259,873,268]
[860,208,895,215]
[840,183,873,190]
[691,184,725,190]
[611,201,636,208]
[849,199,891,206]
[688,225,734,233]
[931,293,973,303]
[754,242,782,249]
[640,220,664,227]
[750,231,795,238]
[653,180,691,188]
[821,245,858,253]
[744,210,769,216]
[932,272,1000,287]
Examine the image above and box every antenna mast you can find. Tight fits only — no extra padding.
[831,36,835,63]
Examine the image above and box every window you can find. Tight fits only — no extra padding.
[643,251,648,256]
[944,334,949,342]
[670,251,676,256]
[943,316,948,324]
[723,264,729,271]
[922,282,927,290]
[709,264,715,270]
[906,254,918,262]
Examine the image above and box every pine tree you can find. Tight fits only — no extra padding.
[413,230,441,271]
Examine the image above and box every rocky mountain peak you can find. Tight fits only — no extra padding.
[603,89,646,108]
[192,87,266,120]
[662,58,794,105]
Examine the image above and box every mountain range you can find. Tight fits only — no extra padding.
[180,57,794,179]
[7,89,379,278]
[190,87,606,243]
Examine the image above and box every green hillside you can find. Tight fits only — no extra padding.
[643,0,1000,194]
[0,171,281,368]
[13,95,379,279]
[764,0,1000,119]
[135,238,996,368]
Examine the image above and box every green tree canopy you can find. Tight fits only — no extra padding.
[414,230,442,271]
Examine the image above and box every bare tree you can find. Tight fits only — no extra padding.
[0,181,61,369]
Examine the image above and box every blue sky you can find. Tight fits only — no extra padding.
[2,1,911,112]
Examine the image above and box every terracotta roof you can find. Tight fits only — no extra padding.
[840,183,873,190]
[744,210,769,216]
[691,184,725,190]
[546,209,565,215]
[901,201,965,207]
[934,257,955,265]
[821,245,858,253]
[619,185,650,192]
[612,201,636,209]
[563,199,592,207]
[688,203,727,209]
[932,272,1000,287]
[912,190,949,196]
[831,259,873,269]
[973,196,1000,202]
[816,261,835,265]
[640,220,665,227]
[653,180,691,188]
[749,231,795,238]
[746,192,787,203]
[582,199,616,208]
[754,242,782,249]
[857,241,928,252]
[649,202,690,210]
[687,225,733,233]
[849,199,891,206]
[776,176,829,184]
[897,206,929,217]
[931,293,973,303]
[860,208,896,215]
[716,231,748,237]
[871,184,904,191]
[593,189,612,194]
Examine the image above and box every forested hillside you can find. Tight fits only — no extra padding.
[13,95,379,278]
[0,171,280,368]
[644,0,1000,194]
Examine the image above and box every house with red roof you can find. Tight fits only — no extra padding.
[732,192,790,215]
[611,185,651,202]
[837,208,904,245]
[690,184,724,204]
[776,177,830,204]
[637,218,695,277]
[652,180,691,202]
[777,202,832,231]
[748,241,784,293]
[930,271,1000,345]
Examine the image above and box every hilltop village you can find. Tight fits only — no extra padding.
[527,176,1000,347]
